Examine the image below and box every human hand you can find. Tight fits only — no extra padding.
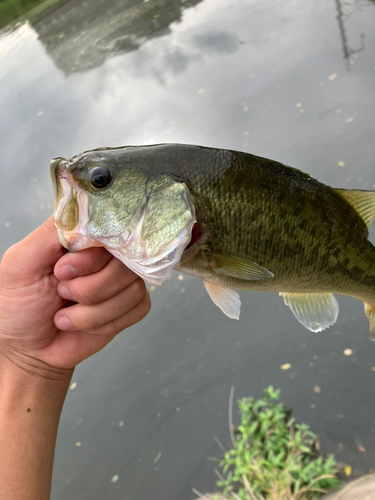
[0,216,151,375]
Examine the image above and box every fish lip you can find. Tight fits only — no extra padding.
[49,157,62,177]
[50,158,63,211]
[49,157,70,183]
[54,167,75,230]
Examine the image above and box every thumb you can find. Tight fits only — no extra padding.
[1,216,66,283]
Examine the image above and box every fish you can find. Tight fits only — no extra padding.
[50,143,375,337]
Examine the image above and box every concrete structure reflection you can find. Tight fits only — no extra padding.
[31,0,203,74]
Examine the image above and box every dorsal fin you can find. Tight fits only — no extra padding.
[335,188,375,228]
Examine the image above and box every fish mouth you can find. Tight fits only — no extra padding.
[50,158,93,251]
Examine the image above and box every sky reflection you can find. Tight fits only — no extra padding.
[0,1,375,497]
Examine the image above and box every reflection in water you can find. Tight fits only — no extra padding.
[193,31,239,54]
[1,0,375,498]
[334,0,367,68]
[31,0,203,74]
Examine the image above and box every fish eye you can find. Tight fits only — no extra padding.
[88,166,112,189]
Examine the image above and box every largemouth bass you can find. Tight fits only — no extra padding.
[50,144,375,337]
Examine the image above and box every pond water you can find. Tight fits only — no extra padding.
[1,0,375,498]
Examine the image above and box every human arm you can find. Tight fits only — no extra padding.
[0,216,150,500]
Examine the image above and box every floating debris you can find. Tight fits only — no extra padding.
[197,88,205,94]
[69,382,77,390]
[149,285,156,291]
[244,130,249,136]
[328,73,338,81]
[336,109,342,113]
[118,421,124,427]
[75,442,81,447]
[310,404,316,410]
[178,275,184,281]
[313,386,321,394]
[153,451,162,464]
[296,102,302,108]
[243,105,248,111]
[337,161,345,167]
[357,445,366,453]
[345,117,354,123]
[4,222,10,227]
[372,367,375,372]
[37,111,43,116]
[110,474,119,483]
[343,349,353,356]
[344,465,352,476]
[280,363,291,370]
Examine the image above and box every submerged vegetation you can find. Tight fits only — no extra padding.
[215,387,340,500]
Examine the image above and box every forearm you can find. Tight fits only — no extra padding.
[0,352,73,500]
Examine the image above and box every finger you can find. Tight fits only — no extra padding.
[57,255,139,305]
[44,294,151,368]
[1,216,65,282]
[54,247,112,280]
[54,278,147,331]
[77,292,151,337]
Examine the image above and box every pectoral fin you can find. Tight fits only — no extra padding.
[203,280,241,320]
[280,292,339,332]
[335,189,375,228]
[208,253,274,281]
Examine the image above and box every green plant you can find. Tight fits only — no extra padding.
[0,0,66,30]
[217,387,340,500]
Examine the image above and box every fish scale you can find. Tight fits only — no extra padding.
[50,144,375,336]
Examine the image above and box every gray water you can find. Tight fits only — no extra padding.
[1,0,375,498]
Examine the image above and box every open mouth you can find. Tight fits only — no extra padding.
[50,159,92,251]
[53,161,79,232]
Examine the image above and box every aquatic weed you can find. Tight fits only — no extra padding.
[217,386,340,500]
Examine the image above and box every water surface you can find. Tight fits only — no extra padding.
[1,0,375,498]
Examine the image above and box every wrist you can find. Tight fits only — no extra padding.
[0,347,73,408]
[0,348,73,500]
[0,343,73,379]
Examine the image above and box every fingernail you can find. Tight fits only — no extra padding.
[55,265,77,280]
[58,284,74,300]
[55,315,74,330]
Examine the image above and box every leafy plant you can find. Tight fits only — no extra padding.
[217,387,340,500]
